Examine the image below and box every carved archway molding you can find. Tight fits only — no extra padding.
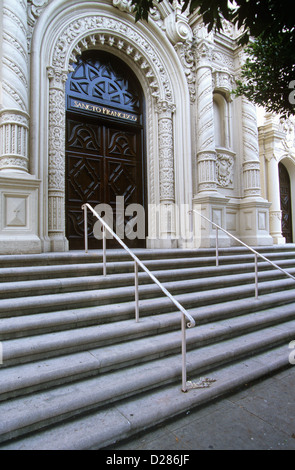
[43,8,178,250]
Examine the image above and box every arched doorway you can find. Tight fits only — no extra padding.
[279,161,293,243]
[65,51,146,249]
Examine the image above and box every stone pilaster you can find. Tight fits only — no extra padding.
[152,100,177,247]
[47,66,69,252]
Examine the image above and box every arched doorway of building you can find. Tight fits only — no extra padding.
[279,161,293,243]
[65,50,146,250]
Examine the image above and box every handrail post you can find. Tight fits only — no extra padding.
[254,253,258,299]
[83,204,88,253]
[102,224,106,277]
[134,261,139,323]
[215,227,219,267]
[82,203,196,394]
[181,313,187,392]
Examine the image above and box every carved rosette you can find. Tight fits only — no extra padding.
[1,0,29,172]
[47,66,67,237]
[241,97,261,197]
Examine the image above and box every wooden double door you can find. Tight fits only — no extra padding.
[65,51,146,250]
[66,116,145,249]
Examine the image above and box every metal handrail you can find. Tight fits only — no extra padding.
[191,210,295,298]
[82,203,195,392]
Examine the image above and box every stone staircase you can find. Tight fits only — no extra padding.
[0,245,295,450]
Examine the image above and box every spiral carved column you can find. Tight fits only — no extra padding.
[1,0,29,173]
[195,40,217,193]
[241,97,261,197]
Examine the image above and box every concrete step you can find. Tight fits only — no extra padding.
[0,245,294,269]
[1,282,295,341]
[1,257,295,298]
[0,300,294,401]
[2,345,287,451]
[0,324,293,447]
[0,245,294,449]
[0,270,295,319]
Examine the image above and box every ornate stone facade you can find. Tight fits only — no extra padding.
[0,0,290,254]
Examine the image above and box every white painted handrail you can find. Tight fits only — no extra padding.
[82,203,195,392]
[191,210,295,298]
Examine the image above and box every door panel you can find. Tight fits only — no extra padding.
[66,117,145,249]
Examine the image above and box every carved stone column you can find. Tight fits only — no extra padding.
[241,97,261,197]
[155,100,177,246]
[239,97,273,245]
[195,38,217,193]
[1,0,29,173]
[47,67,69,251]
[192,35,230,248]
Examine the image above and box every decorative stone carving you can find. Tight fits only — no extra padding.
[51,15,173,104]
[27,0,50,46]
[174,41,196,102]
[112,0,134,13]
[164,3,192,45]
[45,12,176,248]
[216,150,234,188]
[279,115,295,150]
[156,100,176,202]
[212,70,234,99]
[47,66,67,240]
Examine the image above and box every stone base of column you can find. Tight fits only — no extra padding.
[192,193,230,248]
[269,210,286,244]
[239,197,273,246]
[146,237,178,249]
[146,201,178,249]
[0,173,41,254]
[48,234,69,252]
